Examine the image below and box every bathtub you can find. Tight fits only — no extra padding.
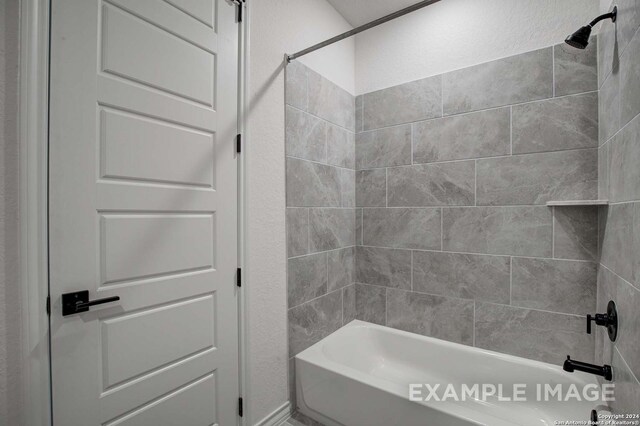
[296,320,604,426]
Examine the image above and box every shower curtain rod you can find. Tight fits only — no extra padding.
[286,0,441,62]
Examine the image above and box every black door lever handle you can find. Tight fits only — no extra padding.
[62,290,120,316]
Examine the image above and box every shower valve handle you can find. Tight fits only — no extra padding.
[586,300,618,342]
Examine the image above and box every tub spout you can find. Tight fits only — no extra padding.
[563,356,612,381]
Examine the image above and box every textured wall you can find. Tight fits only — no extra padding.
[596,0,640,413]
[0,0,22,424]
[353,42,600,366]
[285,61,356,411]
[245,0,354,423]
[354,0,599,94]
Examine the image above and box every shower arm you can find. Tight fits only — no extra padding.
[587,8,617,28]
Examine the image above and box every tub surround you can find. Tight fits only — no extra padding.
[596,0,640,413]
[354,41,599,366]
[285,61,356,407]
[285,25,640,415]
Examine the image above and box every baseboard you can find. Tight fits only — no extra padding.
[254,401,292,426]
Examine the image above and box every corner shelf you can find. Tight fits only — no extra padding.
[546,200,609,206]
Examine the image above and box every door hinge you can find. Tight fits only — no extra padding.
[238,397,243,417]
[231,0,244,23]
[235,134,242,153]
[236,268,242,287]
[46,296,51,316]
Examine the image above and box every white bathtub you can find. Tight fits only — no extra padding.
[296,320,603,426]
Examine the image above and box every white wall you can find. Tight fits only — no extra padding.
[355,0,599,94]
[0,0,22,424]
[245,1,354,424]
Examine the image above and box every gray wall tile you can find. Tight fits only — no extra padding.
[362,208,441,250]
[599,70,620,144]
[600,204,635,283]
[356,208,363,246]
[286,106,327,162]
[476,149,598,205]
[287,158,341,207]
[553,206,598,261]
[343,284,356,324]
[512,93,598,154]
[356,125,411,169]
[443,206,553,257]
[511,257,596,315]
[609,114,640,202]
[413,251,510,304]
[288,253,327,308]
[355,284,386,325]
[599,141,610,200]
[287,208,309,257]
[307,69,355,131]
[413,108,510,163]
[339,168,355,207]
[328,247,355,292]
[356,169,386,207]
[327,124,355,169]
[355,246,411,289]
[355,95,363,133]
[309,208,355,252]
[475,302,594,364]
[621,29,640,127]
[597,265,640,382]
[610,349,640,415]
[387,161,475,207]
[362,76,442,130]
[285,61,308,110]
[554,38,598,97]
[288,290,343,356]
[387,289,474,345]
[617,0,640,56]
[597,3,616,88]
[443,48,553,115]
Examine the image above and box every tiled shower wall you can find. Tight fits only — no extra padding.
[285,27,640,411]
[596,0,640,412]
[354,41,600,365]
[285,61,356,404]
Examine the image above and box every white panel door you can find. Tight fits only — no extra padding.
[48,1,239,425]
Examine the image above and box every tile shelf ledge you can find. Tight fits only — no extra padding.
[545,200,609,206]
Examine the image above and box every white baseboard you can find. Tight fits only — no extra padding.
[254,401,292,426]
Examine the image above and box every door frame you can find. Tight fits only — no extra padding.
[19,0,51,424]
[18,1,248,424]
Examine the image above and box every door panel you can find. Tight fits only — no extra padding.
[49,0,238,425]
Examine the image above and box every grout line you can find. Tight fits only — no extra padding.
[353,283,589,318]
[288,244,358,260]
[353,146,599,171]
[356,244,597,263]
[287,154,357,172]
[354,91,599,133]
[288,286,344,310]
